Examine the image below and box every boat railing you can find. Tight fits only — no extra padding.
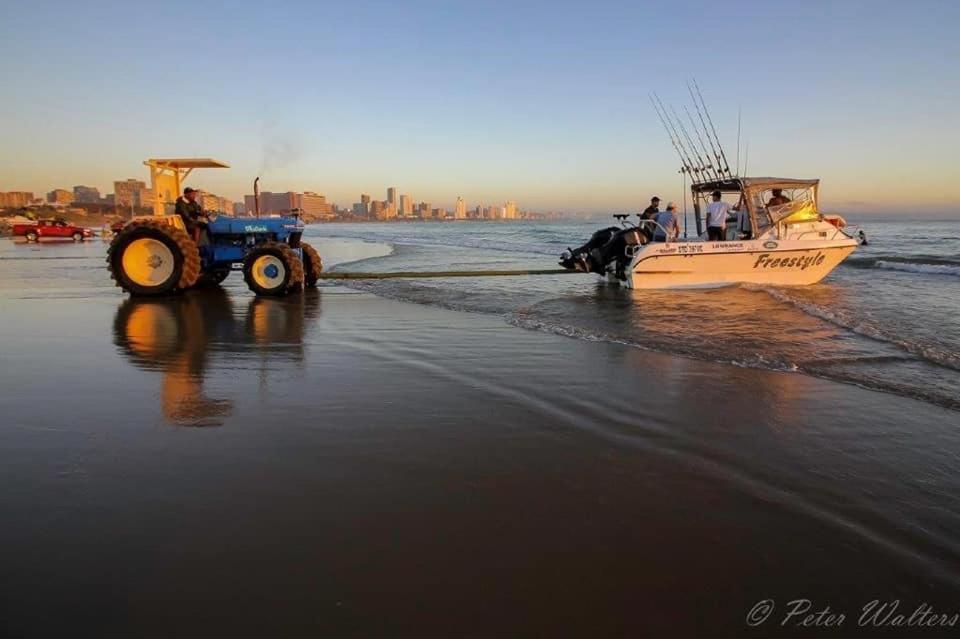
[637,219,681,243]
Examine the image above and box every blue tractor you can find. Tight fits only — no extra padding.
[107,211,323,297]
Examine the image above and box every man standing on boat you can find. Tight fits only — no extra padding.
[653,202,681,241]
[641,197,660,220]
[705,190,729,241]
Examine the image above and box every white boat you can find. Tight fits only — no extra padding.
[561,177,860,289]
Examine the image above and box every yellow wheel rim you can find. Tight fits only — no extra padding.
[122,238,175,287]
[251,254,286,290]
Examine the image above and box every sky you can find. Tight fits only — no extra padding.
[1,0,958,216]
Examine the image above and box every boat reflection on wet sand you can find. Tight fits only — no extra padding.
[113,288,320,426]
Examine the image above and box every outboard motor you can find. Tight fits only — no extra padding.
[559,223,648,279]
[559,226,620,273]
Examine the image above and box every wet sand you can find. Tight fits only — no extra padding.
[1,239,959,637]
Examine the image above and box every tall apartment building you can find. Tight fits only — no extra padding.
[300,192,333,217]
[47,189,73,204]
[114,179,152,209]
[387,187,397,210]
[400,194,413,216]
[244,191,299,216]
[455,196,466,219]
[0,192,35,208]
[73,185,101,203]
[504,200,517,219]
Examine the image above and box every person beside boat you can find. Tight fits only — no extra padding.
[705,190,729,241]
[653,202,681,241]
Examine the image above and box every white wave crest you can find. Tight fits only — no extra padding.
[874,260,960,277]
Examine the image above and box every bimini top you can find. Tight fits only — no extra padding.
[692,177,819,192]
[144,158,231,169]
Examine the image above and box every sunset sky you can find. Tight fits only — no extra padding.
[1,1,957,215]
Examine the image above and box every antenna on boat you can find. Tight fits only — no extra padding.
[690,78,732,177]
[743,141,750,176]
[650,94,697,179]
[736,106,742,177]
[682,104,720,181]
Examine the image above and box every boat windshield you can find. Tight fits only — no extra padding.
[746,185,819,226]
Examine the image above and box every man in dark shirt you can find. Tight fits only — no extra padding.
[639,196,660,241]
[640,196,660,220]
[175,187,208,242]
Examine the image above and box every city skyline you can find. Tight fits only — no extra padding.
[1,2,958,216]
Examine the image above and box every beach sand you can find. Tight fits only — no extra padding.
[1,239,959,637]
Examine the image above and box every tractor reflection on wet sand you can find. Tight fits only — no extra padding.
[107,212,323,297]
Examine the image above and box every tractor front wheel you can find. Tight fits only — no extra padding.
[243,242,304,296]
[301,242,323,288]
[107,220,200,296]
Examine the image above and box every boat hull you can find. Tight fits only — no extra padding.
[623,238,857,289]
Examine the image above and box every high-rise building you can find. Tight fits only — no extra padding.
[47,189,73,205]
[455,196,466,219]
[0,192,34,208]
[417,202,431,218]
[73,185,101,203]
[233,202,247,216]
[244,191,299,216]
[400,194,413,216]
[504,200,517,219]
[361,193,371,205]
[300,192,333,217]
[387,187,397,210]
[114,179,151,209]
[369,200,387,220]
[474,205,483,219]
[432,208,446,219]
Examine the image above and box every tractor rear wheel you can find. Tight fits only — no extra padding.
[107,219,201,296]
[243,242,304,296]
[301,242,322,288]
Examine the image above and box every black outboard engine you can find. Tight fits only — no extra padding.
[559,218,649,279]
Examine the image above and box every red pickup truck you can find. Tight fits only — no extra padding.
[12,219,94,242]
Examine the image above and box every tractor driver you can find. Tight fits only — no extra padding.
[175,187,210,244]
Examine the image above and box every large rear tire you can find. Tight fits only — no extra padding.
[243,242,304,296]
[107,219,200,296]
[301,242,322,288]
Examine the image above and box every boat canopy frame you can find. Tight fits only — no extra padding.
[689,177,820,236]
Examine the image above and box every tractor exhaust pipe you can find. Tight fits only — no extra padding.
[253,176,261,219]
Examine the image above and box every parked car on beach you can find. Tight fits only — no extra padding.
[12,219,94,242]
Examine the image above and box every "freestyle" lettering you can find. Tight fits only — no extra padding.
[753,252,826,270]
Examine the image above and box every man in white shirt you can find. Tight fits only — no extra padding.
[653,202,681,241]
[705,190,729,241]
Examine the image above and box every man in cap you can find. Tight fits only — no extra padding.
[175,187,209,243]
[705,190,729,242]
[653,202,681,241]
[640,196,660,221]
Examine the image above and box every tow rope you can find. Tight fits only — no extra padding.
[318,268,577,280]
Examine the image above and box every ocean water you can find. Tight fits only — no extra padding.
[308,218,960,410]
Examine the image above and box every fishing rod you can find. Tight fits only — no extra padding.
[691,78,732,176]
[649,94,697,179]
[687,81,725,178]
[654,93,705,181]
[683,104,721,181]
[672,104,717,181]
[736,106,742,177]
